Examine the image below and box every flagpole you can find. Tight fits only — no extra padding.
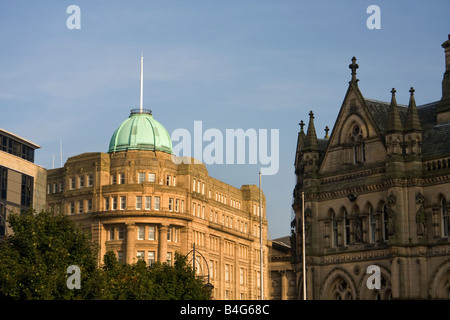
[259,171,263,300]
[302,191,306,300]
[140,52,144,113]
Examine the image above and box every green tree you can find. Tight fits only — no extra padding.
[0,209,101,300]
[99,251,212,300]
[149,253,212,300]
[99,251,156,300]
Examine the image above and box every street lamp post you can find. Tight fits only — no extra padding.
[302,191,306,300]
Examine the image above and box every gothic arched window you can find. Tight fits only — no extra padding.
[331,211,338,247]
[383,205,389,241]
[344,210,350,246]
[369,205,376,243]
[350,124,365,164]
[442,197,449,238]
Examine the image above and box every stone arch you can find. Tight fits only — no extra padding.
[339,114,370,145]
[428,259,450,299]
[320,267,358,300]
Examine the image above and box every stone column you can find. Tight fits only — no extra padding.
[126,223,136,264]
[159,224,168,263]
[280,270,288,300]
[391,255,400,299]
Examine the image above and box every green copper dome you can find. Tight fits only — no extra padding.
[108,109,172,154]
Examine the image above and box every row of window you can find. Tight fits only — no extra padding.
[108,225,251,260]
[48,174,93,195]
[69,199,93,214]
[107,225,179,243]
[328,198,450,247]
[193,178,243,210]
[330,205,387,247]
[0,134,35,163]
[114,250,174,266]
[207,259,260,285]
[61,172,176,193]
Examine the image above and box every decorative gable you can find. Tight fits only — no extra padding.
[319,58,387,175]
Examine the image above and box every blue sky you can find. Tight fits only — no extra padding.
[1,0,449,239]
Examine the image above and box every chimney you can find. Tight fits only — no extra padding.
[437,34,450,124]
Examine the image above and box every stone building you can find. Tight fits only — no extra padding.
[46,108,270,300]
[0,128,47,237]
[291,35,450,299]
[269,236,297,300]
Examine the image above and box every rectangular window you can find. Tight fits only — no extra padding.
[119,173,125,184]
[148,173,156,182]
[169,198,174,212]
[225,264,230,282]
[78,200,83,213]
[145,196,151,210]
[148,226,155,240]
[120,196,126,210]
[175,199,180,212]
[53,183,57,194]
[167,227,173,242]
[59,182,64,193]
[111,175,116,185]
[167,252,173,266]
[138,172,145,184]
[117,251,124,263]
[0,167,7,201]
[21,174,33,207]
[112,197,117,210]
[137,251,145,261]
[109,228,114,240]
[105,197,110,210]
[87,199,92,212]
[69,202,75,214]
[148,251,155,266]
[136,196,142,210]
[173,176,176,187]
[70,178,75,190]
[166,175,171,186]
[138,226,145,240]
[87,175,93,187]
[181,200,184,213]
[154,197,160,210]
[79,176,84,188]
[118,226,124,240]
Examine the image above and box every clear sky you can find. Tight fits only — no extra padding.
[1,0,449,239]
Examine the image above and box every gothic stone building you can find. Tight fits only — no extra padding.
[291,35,450,300]
[46,108,270,300]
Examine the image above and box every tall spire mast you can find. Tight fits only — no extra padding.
[140,52,144,113]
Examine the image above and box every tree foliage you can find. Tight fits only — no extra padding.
[0,209,101,299]
[98,251,211,300]
[0,209,212,300]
